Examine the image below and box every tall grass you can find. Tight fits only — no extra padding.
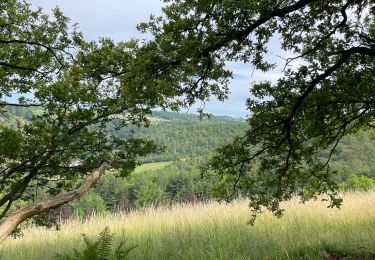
[1,191,374,259]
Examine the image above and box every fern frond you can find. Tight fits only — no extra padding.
[97,226,113,260]
[82,234,93,248]
[54,226,137,260]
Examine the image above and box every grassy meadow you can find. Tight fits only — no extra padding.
[1,191,374,259]
[133,161,172,174]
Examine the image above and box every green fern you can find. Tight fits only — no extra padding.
[97,227,112,260]
[56,227,136,260]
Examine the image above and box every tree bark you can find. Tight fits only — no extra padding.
[0,162,109,244]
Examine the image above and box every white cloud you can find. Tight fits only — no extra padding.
[27,1,286,117]
[28,0,163,41]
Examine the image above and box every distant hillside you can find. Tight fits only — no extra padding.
[330,131,375,181]
[150,110,245,123]
[3,107,374,214]
[115,111,247,162]
[1,107,375,180]
[0,106,33,126]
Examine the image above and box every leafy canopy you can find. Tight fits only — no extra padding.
[140,0,375,220]
[0,0,182,223]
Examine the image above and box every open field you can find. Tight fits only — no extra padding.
[133,161,172,174]
[1,191,374,259]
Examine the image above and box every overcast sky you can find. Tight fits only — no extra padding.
[28,0,283,117]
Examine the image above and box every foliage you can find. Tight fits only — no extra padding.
[339,175,375,192]
[0,106,245,216]
[55,227,136,260]
[95,172,129,211]
[4,109,375,216]
[117,159,214,209]
[94,114,375,213]
[135,181,163,208]
[0,0,173,232]
[1,0,374,232]
[94,158,214,211]
[72,192,107,219]
[329,131,375,181]
[0,0,249,232]
[114,111,246,162]
[139,0,375,220]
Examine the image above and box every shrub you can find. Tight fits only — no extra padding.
[134,180,164,208]
[72,191,107,219]
[339,175,375,191]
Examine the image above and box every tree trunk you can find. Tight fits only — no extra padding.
[0,162,109,244]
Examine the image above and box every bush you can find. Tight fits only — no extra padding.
[339,175,375,191]
[72,191,107,219]
[134,180,164,208]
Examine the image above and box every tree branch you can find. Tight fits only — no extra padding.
[0,161,110,243]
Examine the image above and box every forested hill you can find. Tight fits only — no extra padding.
[115,111,375,181]
[0,106,247,161]
[2,107,375,214]
[116,111,247,162]
[2,107,375,180]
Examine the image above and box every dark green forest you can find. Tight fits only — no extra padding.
[123,111,246,162]
[1,107,374,217]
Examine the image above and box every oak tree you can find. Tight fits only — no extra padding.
[0,0,176,241]
[140,0,375,221]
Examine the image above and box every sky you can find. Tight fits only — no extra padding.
[27,0,284,117]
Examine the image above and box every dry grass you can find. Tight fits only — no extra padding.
[1,191,374,259]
